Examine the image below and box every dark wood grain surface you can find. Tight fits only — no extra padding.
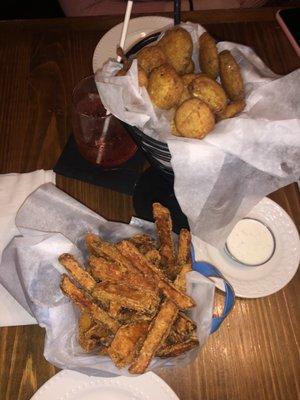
[0,8,299,400]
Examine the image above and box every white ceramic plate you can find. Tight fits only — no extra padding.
[194,197,300,298]
[30,369,179,400]
[92,16,173,72]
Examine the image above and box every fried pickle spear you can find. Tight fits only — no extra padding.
[108,321,149,368]
[59,253,96,292]
[156,337,199,358]
[129,300,178,374]
[128,234,156,254]
[117,240,195,310]
[177,229,192,265]
[60,275,119,333]
[92,282,160,315]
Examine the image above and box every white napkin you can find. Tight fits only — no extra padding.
[0,170,56,327]
[95,21,300,248]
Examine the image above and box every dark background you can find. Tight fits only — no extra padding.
[0,0,300,20]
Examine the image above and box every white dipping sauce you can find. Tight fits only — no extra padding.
[226,218,275,266]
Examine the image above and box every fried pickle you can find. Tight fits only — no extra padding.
[199,32,219,79]
[59,253,96,292]
[219,50,244,101]
[177,229,192,265]
[147,64,183,110]
[174,98,215,139]
[157,337,199,358]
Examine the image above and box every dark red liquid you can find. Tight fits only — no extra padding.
[73,94,137,168]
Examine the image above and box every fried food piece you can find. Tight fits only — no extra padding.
[88,255,155,292]
[79,311,93,333]
[145,249,161,267]
[78,332,99,352]
[108,321,149,368]
[85,322,113,347]
[185,59,195,74]
[219,50,244,101]
[171,120,182,137]
[59,253,96,292]
[199,32,219,79]
[148,64,183,110]
[177,87,191,106]
[189,76,227,114]
[108,302,122,318]
[177,229,191,265]
[174,263,192,293]
[182,73,197,88]
[158,27,193,74]
[174,98,215,139]
[217,99,246,120]
[60,275,119,333]
[157,337,199,357]
[128,234,156,254]
[92,282,160,315]
[117,241,195,310]
[137,67,148,88]
[129,300,178,374]
[137,46,167,76]
[153,203,175,268]
[173,312,197,339]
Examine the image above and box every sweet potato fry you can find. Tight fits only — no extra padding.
[156,337,199,358]
[92,282,160,315]
[60,275,119,333]
[129,300,178,374]
[117,240,195,310]
[108,321,149,368]
[59,253,96,292]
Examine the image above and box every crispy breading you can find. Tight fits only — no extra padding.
[108,321,149,368]
[117,240,195,310]
[129,300,178,374]
[174,263,192,293]
[78,333,99,352]
[60,275,119,333]
[167,312,197,344]
[152,203,175,267]
[128,234,156,255]
[85,322,113,347]
[108,302,122,318]
[157,337,199,358]
[59,253,96,292]
[145,249,161,267]
[92,282,160,315]
[177,229,191,265]
[88,255,155,292]
[79,311,94,333]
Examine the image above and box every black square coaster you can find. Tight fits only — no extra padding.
[54,135,146,195]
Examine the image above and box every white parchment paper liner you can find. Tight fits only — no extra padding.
[95,21,300,248]
[0,183,214,376]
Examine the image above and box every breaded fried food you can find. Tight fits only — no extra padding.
[158,27,193,74]
[217,99,246,120]
[189,76,227,114]
[219,50,244,101]
[174,263,192,293]
[177,229,192,265]
[128,234,156,254]
[129,300,178,374]
[174,98,215,139]
[92,282,160,315]
[199,32,219,79]
[185,59,195,74]
[108,321,149,368]
[117,240,195,310]
[59,253,96,292]
[60,274,119,333]
[116,66,148,88]
[137,46,167,75]
[153,203,175,270]
[182,73,197,88]
[147,64,183,110]
[145,249,161,267]
[79,311,93,333]
[156,337,199,358]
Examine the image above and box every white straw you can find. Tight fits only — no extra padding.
[96,0,134,165]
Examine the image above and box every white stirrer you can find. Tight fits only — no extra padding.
[96,0,134,164]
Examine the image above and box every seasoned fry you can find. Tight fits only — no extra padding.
[177,229,192,265]
[157,338,199,358]
[92,282,160,315]
[59,253,96,292]
[129,300,178,374]
[117,240,195,310]
[108,321,149,368]
[60,275,119,333]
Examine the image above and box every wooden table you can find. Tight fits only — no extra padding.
[0,7,299,400]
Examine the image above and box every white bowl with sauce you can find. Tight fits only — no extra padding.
[225,218,276,267]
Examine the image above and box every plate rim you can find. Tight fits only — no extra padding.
[92,15,173,72]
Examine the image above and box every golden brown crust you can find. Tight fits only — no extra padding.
[59,253,96,292]
[189,76,227,114]
[137,46,167,76]
[157,337,199,357]
[199,32,219,79]
[184,59,195,74]
[217,99,246,120]
[129,300,179,374]
[177,229,192,265]
[108,321,149,368]
[219,50,244,101]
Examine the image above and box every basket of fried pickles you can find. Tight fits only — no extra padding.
[59,203,212,374]
[96,23,246,173]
